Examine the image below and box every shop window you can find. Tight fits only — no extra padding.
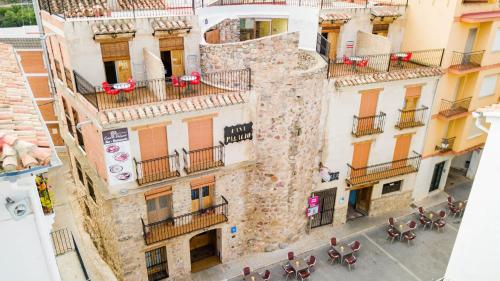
[382,180,402,194]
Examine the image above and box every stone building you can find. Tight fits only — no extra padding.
[33,0,459,280]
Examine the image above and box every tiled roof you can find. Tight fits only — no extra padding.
[334,67,443,87]
[320,13,352,23]
[91,20,135,35]
[371,7,402,17]
[151,18,192,32]
[0,43,53,173]
[98,92,246,125]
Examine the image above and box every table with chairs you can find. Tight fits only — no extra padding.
[171,71,201,96]
[390,52,413,66]
[102,79,136,102]
[448,196,467,218]
[386,217,417,246]
[280,251,315,280]
[342,55,368,71]
[327,237,360,271]
[242,266,270,281]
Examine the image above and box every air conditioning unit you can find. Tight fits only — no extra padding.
[5,197,31,220]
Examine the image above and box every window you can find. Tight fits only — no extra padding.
[479,74,498,98]
[62,98,74,137]
[492,28,500,52]
[372,24,389,37]
[72,108,85,151]
[239,18,288,41]
[145,247,168,281]
[382,180,402,194]
[145,186,173,224]
[191,189,199,200]
[75,160,84,185]
[86,174,95,202]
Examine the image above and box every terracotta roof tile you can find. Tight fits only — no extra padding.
[0,43,53,173]
[334,67,444,87]
[371,7,402,17]
[151,18,192,32]
[91,20,135,35]
[320,13,352,23]
[98,92,246,125]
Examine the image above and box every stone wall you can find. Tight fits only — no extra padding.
[369,190,412,217]
[201,32,328,252]
[211,18,240,44]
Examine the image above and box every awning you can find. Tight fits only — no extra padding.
[460,11,500,23]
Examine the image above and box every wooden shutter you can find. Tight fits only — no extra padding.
[359,90,380,117]
[139,126,168,161]
[393,134,412,162]
[352,141,371,169]
[100,41,130,61]
[188,118,213,151]
[159,37,184,51]
[205,29,221,44]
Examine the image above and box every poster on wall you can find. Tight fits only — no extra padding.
[102,128,134,186]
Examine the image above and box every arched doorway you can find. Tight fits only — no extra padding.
[190,229,222,273]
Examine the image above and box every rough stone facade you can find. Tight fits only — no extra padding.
[201,32,328,252]
[211,18,240,44]
[369,190,412,217]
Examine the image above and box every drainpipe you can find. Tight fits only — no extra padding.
[76,120,93,132]
[472,111,489,133]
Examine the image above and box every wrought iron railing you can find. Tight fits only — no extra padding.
[73,69,251,111]
[316,33,330,62]
[395,106,428,129]
[141,196,228,245]
[146,248,168,281]
[64,67,75,92]
[435,137,456,153]
[462,0,488,3]
[206,0,408,8]
[50,228,74,256]
[183,142,225,174]
[439,97,471,118]
[134,151,180,185]
[352,112,386,137]
[449,51,484,71]
[328,49,444,78]
[346,151,422,185]
[54,60,63,81]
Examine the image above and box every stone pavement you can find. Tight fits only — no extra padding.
[49,153,117,281]
[193,182,471,281]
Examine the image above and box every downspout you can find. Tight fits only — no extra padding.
[472,111,489,133]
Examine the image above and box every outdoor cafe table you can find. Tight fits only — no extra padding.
[288,258,309,278]
[349,56,363,71]
[244,272,264,281]
[454,201,466,216]
[332,243,354,263]
[393,223,412,237]
[424,211,440,229]
[113,82,130,102]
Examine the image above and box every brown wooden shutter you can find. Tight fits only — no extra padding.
[359,90,380,117]
[159,37,184,51]
[393,134,412,162]
[139,126,168,161]
[100,41,130,61]
[188,118,213,151]
[352,141,372,169]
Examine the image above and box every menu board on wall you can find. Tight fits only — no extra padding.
[102,128,134,186]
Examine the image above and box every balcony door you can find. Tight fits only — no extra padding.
[352,141,372,178]
[101,41,132,83]
[159,37,185,77]
[139,126,169,181]
[358,89,380,132]
[191,176,215,212]
[402,86,421,123]
[188,118,214,171]
[145,186,173,224]
[463,28,477,64]
[392,134,412,169]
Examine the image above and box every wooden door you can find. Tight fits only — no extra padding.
[429,161,446,192]
[191,176,215,212]
[201,185,213,209]
[256,20,271,38]
[205,29,221,44]
[139,126,168,180]
[327,31,339,60]
[392,134,412,169]
[188,118,214,170]
[358,90,380,132]
[356,186,372,214]
[352,141,372,177]
[115,60,132,83]
[402,86,421,123]
[191,188,200,212]
[170,50,185,77]
[146,193,173,223]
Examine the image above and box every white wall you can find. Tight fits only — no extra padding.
[445,113,500,280]
[0,174,60,281]
[197,5,319,50]
[323,77,439,210]
[413,154,452,201]
[466,148,482,180]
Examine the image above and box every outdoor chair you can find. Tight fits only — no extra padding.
[387,228,400,243]
[388,217,395,229]
[282,264,295,281]
[171,75,186,88]
[306,255,316,271]
[402,52,413,62]
[419,216,432,230]
[344,255,357,271]
[330,237,337,247]
[418,207,425,216]
[190,71,201,85]
[298,269,311,281]
[261,270,270,281]
[350,240,361,256]
[288,251,294,261]
[449,204,461,217]
[327,249,340,264]
[403,232,416,246]
[408,220,417,231]
[243,267,251,276]
[124,79,136,93]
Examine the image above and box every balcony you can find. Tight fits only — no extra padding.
[38,0,193,19]
[134,151,180,185]
[208,0,408,8]
[73,69,251,112]
[438,97,471,118]
[435,137,456,153]
[346,152,422,186]
[395,106,428,129]
[352,112,386,137]
[328,49,444,78]
[449,51,484,72]
[183,142,225,174]
[141,196,228,244]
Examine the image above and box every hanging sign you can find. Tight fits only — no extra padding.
[224,122,253,145]
[102,128,134,186]
[306,206,319,217]
[308,195,319,207]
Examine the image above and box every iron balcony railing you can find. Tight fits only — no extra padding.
[462,0,489,3]
[207,0,408,8]
[449,51,484,71]
[316,33,330,62]
[328,49,444,78]
[346,151,422,186]
[395,106,428,129]
[134,151,180,185]
[439,97,471,118]
[54,60,63,81]
[141,196,228,245]
[183,142,225,174]
[73,68,251,111]
[435,137,456,153]
[352,112,386,137]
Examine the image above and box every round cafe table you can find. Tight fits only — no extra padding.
[113,82,130,102]
[180,75,196,95]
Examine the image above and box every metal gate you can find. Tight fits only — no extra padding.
[310,188,337,228]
